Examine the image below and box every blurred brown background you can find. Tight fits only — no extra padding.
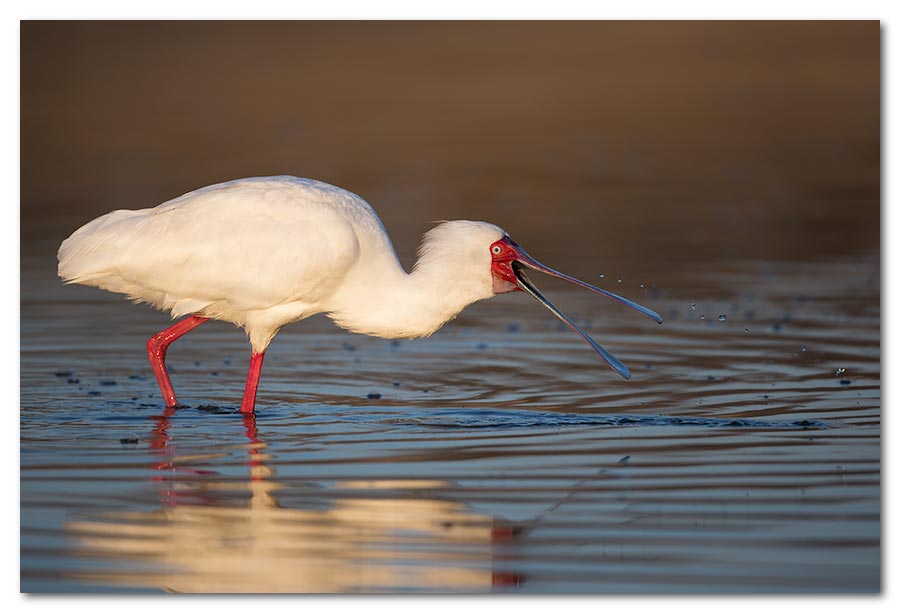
[21,21,879,279]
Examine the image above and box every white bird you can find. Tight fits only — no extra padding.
[58,176,662,413]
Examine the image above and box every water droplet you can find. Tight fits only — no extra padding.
[700,315,705,320]
[835,368,846,376]
[717,314,727,321]
[617,277,622,284]
[640,283,645,289]
[801,345,807,352]
[690,303,696,311]
[599,273,605,278]
[744,328,750,333]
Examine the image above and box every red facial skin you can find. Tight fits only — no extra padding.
[490,236,522,295]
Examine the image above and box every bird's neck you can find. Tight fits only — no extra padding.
[327,250,493,339]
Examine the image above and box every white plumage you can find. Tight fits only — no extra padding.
[59,175,661,413]
[60,176,500,349]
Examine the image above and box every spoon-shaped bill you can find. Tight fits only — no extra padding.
[512,264,632,379]
[512,247,663,324]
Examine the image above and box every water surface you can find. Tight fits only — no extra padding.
[20,251,880,593]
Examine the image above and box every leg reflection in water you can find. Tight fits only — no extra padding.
[66,408,525,593]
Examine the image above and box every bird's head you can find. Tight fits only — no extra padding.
[418,220,662,378]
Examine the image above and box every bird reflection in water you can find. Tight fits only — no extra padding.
[66,410,524,593]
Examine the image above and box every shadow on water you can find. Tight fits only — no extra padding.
[395,408,828,430]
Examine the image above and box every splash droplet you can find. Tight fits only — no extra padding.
[617,277,622,284]
[640,283,645,289]
[690,303,696,311]
[718,314,727,321]
[599,273,605,279]
[700,315,705,320]
[835,368,846,376]
[801,345,807,352]
[744,328,750,333]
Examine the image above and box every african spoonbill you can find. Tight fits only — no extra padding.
[58,176,662,413]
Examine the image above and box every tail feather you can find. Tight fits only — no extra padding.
[58,208,216,317]
[57,209,143,284]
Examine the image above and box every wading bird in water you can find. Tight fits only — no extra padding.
[58,176,662,413]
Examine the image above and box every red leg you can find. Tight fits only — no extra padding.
[240,351,266,414]
[146,316,209,407]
